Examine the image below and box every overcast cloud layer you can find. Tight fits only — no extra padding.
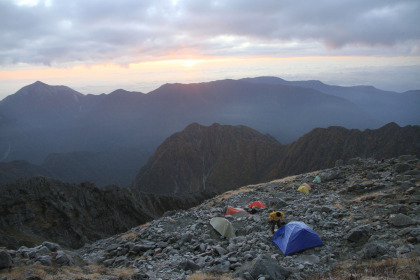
[1,0,420,67]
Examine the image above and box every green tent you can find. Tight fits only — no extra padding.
[313,176,321,183]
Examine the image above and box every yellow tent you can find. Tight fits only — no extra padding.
[297,183,312,193]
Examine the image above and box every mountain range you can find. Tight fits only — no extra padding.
[0,77,419,187]
[132,122,420,195]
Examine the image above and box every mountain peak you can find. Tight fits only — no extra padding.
[132,123,283,195]
[110,89,130,95]
[12,81,84,99]
[18,81,50,94]
[0,81,85,121]
[32,80,47,86]
[24,81,53,92]
[108,89,144,97]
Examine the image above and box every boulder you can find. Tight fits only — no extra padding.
[236,254,291,280]
[394,163,411,174]
[55,250,84,267]
[322,171,343,181]
[386,205,410,215]
[213,246,228,256]
[346,225,372,244]
[177,259,200,272]
[34,246,50,256]
[55,250,73,266]
[42,241,61,252]
[36,255,52,266]
[361,242,387,259]
[0,251,12,270]
[389,214,415,228]
[132,244,155,253]
[180,232,193,244]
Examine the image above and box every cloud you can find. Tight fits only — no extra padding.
[0,0,419,67]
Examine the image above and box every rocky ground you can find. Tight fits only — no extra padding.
[1,155,419,280]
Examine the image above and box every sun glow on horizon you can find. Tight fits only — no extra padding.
[1,55,419,99]
[181,60,201,67]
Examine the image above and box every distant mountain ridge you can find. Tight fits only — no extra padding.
[0,77,419,187]
[241,76,420,125]
[275,122,420,177]
[132,122,420,195]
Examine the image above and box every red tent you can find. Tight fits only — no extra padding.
[225,206,248,217]
[248,201,266,209]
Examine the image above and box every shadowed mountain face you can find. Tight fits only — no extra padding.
[132,122,420,195]
[0,177,152,249]
[274,122,420,178]
[0,78,418,187]
[132,123,284,195]
[0,177,211,249]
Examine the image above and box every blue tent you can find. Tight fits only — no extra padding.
[272,221,323,255]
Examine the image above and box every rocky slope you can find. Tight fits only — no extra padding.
[1,155,419,279]
[133,122,420,196]
[0,177,212,250]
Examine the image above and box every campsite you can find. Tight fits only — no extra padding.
[81,155,417,279]
[3,156,418,279]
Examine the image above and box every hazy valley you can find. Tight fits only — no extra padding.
[0,77,419,188]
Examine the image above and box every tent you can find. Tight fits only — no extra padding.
[210,217,236,238]
[313,176,321,183]
[297,183,312,193]
[225,206,249,217]
[272,221,323,255]
[248,201,266,209]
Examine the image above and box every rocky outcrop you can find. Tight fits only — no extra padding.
[0,176,214,250]
[1,156,419,279]
[0,251,12,270]
[0,177,153,249]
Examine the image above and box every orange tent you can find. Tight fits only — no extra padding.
[225,206,248,217]
[248,201,266,209]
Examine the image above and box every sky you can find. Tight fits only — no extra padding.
[1,0,419,100]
